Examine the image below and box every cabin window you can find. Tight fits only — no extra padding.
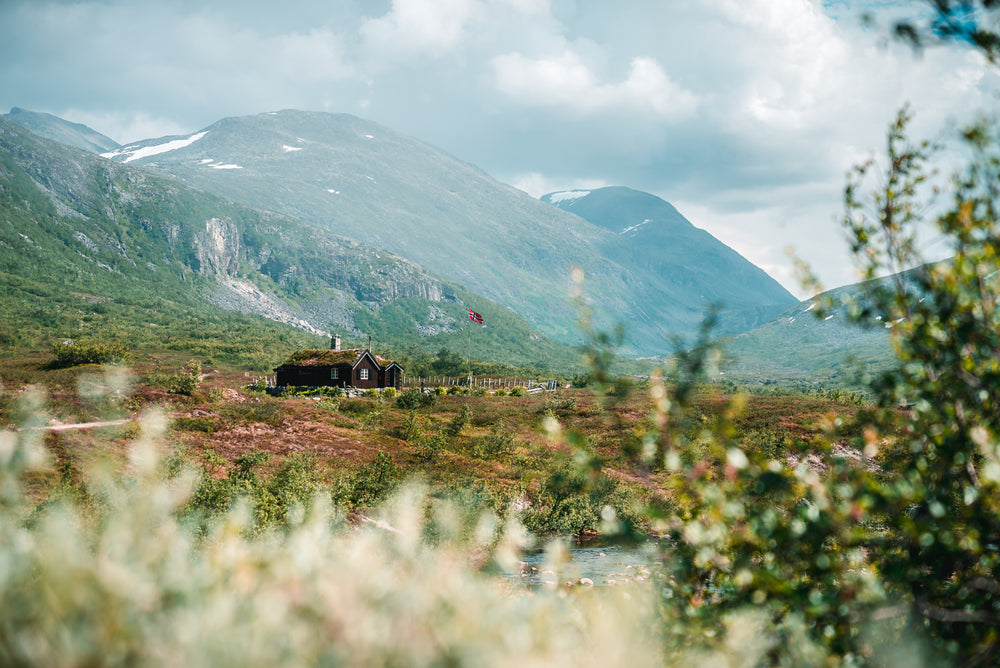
[330,368,339,380]
[359,368,369,380]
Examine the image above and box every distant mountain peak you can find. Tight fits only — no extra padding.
[541,185,797,336]
[3,107,120,154]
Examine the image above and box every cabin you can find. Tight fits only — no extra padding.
[273,336,403,391]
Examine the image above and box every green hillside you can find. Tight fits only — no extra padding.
[717,280,897,387]
[0,117,582,373]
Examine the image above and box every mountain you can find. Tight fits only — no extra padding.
[96,109,795,355]
[0,116,578,371]
[3,107,120,154]
[541,187,798,336]
[717,278,896,386]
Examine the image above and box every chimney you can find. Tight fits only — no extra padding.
[331,335,341,351]
[367,335,372,352]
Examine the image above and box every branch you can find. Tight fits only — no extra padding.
[917,598,996,623]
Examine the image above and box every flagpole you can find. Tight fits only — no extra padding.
[467,314,472,387]
[466,308,483,388]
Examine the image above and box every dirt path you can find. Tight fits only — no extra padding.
[18,418,132,432]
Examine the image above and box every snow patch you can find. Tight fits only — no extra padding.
[327,189,340,194]
[363,134,374,139]
[622,219,652,235]
[199,158,243,170]
[547,190,590,203]
[825,314,834,321]
[365,175,376,183]
[102,131,208,163]
[282,145,303,152]
[804,302,816,312]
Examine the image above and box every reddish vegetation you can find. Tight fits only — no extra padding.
[1,355,868,501]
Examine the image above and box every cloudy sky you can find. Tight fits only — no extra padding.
[2,0,997,296]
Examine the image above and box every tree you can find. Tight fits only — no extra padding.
[842,110,1000,665]
[430,347,465,376]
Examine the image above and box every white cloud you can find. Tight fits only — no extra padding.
[496,0,549,15]
[361,0,482,55]
[507,172,609,199]
[491,50,699,119]
[62,109,191,145]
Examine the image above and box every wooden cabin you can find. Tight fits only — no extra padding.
[273,336,403,390]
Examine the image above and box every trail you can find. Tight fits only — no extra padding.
[17,418,132,432]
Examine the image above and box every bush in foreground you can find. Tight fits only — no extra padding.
[0,422,672,667]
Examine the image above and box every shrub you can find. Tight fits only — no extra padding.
[417,429,448,462]
[472,419,516,460]
[172,416,220,434]
[148,360,202,396]
[444,404,471,438]
[49,338,131,368]
[221,400,285,427]
[340,399,379,416]
[245,378,268,393]
[170,364,201,396]
[382,387,397,398]
[510,387,526,397]
[398,410,421,441]
[0,434,665,666]
[333,452,401,509]
[520,460,645,538]
[396,388,436,410]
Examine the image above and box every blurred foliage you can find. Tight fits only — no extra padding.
[0,428,667,666]
[883,0,1000,62]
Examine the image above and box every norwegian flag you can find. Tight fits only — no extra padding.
[468,309,484,325]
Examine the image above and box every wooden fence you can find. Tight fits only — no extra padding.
[406,376,560,392]
[245,372,560,393]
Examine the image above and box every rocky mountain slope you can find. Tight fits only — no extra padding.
[0,116,576,370]
[542,187,797,336]
[96,109,795,354]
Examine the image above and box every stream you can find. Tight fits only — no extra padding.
[506,543,660,587]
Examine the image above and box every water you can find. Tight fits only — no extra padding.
[508,543,659,587]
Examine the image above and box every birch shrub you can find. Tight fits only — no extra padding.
[0,421,672,668]
[632,112,1000,665]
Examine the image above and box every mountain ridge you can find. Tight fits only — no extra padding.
[3,107,120,154]
[0,115,578,371]
[93,109,797,355]
[541,186,797,335]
